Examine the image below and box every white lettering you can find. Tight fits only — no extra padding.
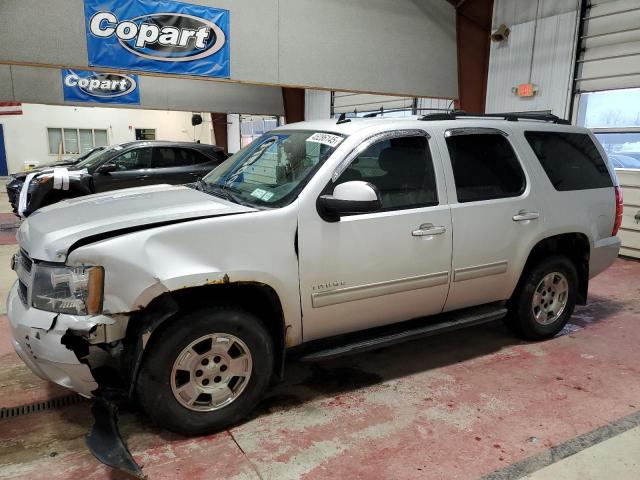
[194,27,210,49]
[90,12,117,37]
[178,29,196,47]
[78,78,90,88]
[158,26,180,46]
[115,21,137,40]
[135,23,160,48]
[90,12,218,53]
[64,74,78,87]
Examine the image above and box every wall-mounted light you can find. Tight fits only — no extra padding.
[490,24,511,42]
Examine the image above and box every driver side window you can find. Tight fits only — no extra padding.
[113,147,152,171]
[335,135,438,210]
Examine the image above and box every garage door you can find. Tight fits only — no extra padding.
[617,169,640,259]
[331,92,453,117]
[576,0,640,92]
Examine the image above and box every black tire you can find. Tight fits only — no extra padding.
[135,306,274,436]
[506,255,578,341]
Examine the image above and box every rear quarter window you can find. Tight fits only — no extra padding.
[524,131,613,191]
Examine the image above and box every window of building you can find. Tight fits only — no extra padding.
[525,131,614,190]
[577,88,640,170]
[239,115,279,147]
[336,135,437,210]
[135,128,156,140]
[47,128,109,155]
[445,133,525,203]
[593,131,640,170]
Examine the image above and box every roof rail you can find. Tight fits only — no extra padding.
[419,111,571,125]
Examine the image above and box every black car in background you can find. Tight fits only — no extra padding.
[6,141,228,217]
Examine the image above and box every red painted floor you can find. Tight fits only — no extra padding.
[0,258,639,479]
[0,212,19,245]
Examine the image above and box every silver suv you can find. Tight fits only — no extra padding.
[8,113,622,437]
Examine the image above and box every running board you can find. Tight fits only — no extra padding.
[298,305,507,362]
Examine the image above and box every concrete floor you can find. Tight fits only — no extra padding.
[0,194,639,479]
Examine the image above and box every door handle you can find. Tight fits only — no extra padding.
[513,211,540,221]
[136,175,149,180]
[412,223,446,236]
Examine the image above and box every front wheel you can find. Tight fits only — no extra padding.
[507,255,578,341]
[135,306,274,436]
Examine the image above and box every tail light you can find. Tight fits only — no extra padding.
[612,186,623,236]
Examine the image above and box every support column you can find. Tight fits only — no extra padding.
[281,87,305,124]
[210,112,229,153]
[455,0,493,113]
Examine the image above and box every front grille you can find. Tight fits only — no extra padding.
[17,281,28,304]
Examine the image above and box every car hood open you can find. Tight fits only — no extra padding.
[18,184,257,262]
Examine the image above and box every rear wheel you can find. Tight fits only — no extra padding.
[136,306,273,435]
[507,255,577,340]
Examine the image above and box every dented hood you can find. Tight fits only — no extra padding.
[18,184,256,261]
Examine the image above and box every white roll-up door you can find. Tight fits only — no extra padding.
[331,92,454,117]
[331,92,415,116]
[576,0,640,92]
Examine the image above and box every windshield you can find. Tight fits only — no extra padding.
[202,130,345,207]
[74,145,125,170]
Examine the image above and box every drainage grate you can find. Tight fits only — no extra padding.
[0,394,87,420]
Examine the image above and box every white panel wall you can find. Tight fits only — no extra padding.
[304,90,331,121]
[0,0,458,99]
[617,169,640,259]
[486,0,580,118]
[0,104,213,173]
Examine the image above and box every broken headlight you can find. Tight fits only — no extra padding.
[31,264,104,315]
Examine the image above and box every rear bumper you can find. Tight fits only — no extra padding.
[590,236,621,279]
[7,282,99,396]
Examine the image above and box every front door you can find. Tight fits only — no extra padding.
[92,147,153,192]
[0,125,7,176]
[298,130,453,341]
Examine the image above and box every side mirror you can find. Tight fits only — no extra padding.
[96,161,117,174]
[317,181,382,222]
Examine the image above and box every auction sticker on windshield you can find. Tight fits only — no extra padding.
[306,133,344,148]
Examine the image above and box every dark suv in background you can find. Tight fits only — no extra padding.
[6,141,228,217]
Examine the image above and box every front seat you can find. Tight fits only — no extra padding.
[376,147,427,208]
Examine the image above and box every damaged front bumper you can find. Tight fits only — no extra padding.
[7,281,125,397]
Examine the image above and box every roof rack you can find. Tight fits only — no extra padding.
[336,112,351,124]
[418,111,570,125]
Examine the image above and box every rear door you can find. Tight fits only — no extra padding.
[92,147,153,192]
[146,147,201,185]
[437,127,546,311]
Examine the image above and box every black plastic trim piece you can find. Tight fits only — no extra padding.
[290,303,507,362]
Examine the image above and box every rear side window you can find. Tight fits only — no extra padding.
[445,133,526,203]
[524,131,613,191]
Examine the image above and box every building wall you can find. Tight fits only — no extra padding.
[0,0,458,100]
[1,104,213,173]
[485,0,580,118]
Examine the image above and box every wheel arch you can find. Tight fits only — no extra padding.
[124,282,288,398]
[517,233,590,305]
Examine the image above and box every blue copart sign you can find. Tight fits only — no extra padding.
[83,0,230,78]
[62,69,141,104]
